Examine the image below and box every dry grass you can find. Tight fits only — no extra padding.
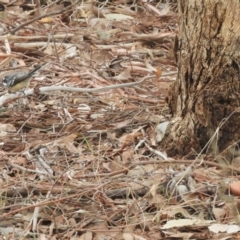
[0,1,237,239]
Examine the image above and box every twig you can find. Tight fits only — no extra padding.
[0,34,74,42]
[144,141,168,160]
[8,0,82,34]
[0,182,109,220]
[8,162,51,175]
[13,42,74,48]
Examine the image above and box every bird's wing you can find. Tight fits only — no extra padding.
[3,72,29,87]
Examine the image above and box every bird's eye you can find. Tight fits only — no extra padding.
[2,79,7,86]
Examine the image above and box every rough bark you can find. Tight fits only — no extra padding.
[162,0,240,157]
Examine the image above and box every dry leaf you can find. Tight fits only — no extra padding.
[104,13,134,20]
[155,66,162,78]
[0,123,16,132]
[119,132,142,148]
[122,233,134,240]
[39,17,54,23]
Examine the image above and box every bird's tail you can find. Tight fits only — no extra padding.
[28,63,47,76]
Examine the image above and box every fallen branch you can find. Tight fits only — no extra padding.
[0,34,74,42]
[0,75,155,106]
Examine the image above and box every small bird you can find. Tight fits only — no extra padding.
[2,63,46,93]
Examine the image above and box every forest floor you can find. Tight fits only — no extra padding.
[0,1,239,239]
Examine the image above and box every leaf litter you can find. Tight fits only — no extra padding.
[0,0,239,239]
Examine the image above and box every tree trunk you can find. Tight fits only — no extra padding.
[162,0,240,157]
